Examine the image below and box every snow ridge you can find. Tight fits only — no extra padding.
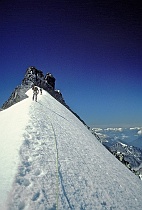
[1,88,142,210]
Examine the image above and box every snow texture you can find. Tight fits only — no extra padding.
[0,88,142,210]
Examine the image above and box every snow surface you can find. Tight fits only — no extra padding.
[1,88,142,210]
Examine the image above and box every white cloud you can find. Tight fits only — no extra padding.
[130,127,140,130]
[105,128,123,132]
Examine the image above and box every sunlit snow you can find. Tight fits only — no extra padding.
[1,88,142,210]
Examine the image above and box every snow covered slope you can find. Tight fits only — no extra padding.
[1,88,142,210]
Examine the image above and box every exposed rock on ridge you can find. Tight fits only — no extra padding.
[2,66,62,109]
[1,66,87,126]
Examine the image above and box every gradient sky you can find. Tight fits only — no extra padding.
[0,0,142,128]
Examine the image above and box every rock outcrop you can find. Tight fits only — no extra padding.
[1,66,87,126]
[2,66,62,109]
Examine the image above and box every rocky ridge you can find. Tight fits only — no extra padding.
[1,66,87,126]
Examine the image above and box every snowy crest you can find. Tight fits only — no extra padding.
[1,88,142,210]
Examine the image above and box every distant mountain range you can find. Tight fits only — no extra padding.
[92,127,142,149]
[91,127,142,180]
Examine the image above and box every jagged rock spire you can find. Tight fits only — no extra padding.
[1,66,58,109]
[1,66,87,127]
[22,66,55,90]
[22,66,44,86]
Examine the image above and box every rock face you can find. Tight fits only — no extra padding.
[22,66,56,91]
[2,66,62,109]
[1,66,87,126]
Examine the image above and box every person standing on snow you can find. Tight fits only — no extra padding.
[40,88,42,95]
[32,86,39,102]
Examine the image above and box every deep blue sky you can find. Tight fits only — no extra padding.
[0,0,142,128]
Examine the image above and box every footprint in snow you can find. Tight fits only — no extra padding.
[32,191,40,201]
[34,169,41,176]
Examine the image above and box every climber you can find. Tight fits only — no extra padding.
[31,84,35,90]
[32,86,39,102]
[40,88,42,95]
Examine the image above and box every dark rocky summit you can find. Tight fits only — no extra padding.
[2,66,58,109]
[1,66,87,126]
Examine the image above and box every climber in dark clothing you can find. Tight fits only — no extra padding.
[32,86,39,102]
[40,88,42,95]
